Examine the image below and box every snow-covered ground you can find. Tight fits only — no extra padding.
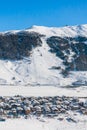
[27,24,87,38]
[0,117,87,130]
[0,85,87,97]
[0,84,86,130]
[0,84,87,130]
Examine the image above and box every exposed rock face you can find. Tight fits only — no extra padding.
[0,32,42,60]
[47,36,87,71]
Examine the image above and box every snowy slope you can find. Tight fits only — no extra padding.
[1,24,87,37]
[0,24,87,86]
[0,38,77,86]
[27,24,87,37]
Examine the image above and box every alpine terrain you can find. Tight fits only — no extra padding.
[0,25,87,130]
[0,24,87,86]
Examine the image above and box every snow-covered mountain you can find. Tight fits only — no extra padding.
[0,24,87,86]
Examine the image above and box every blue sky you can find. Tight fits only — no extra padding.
[0,0,87,31]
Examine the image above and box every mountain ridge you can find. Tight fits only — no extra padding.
[1,24,87,37]
[0,24,87,86]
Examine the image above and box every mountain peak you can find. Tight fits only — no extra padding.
[0,24,87,86]
[26,24,87,38]
[1,24,87,38]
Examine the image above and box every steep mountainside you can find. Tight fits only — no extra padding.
[0,24,87,86]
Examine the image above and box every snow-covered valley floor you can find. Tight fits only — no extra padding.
[0,85,87,130]
[0,85,87,97]
[0,116,87,130]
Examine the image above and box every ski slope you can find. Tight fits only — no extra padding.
[0,24,87,86]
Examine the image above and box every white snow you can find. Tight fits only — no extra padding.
[0,85,87,97]
[0,117,87,130]
[0,24,87,38]
[26,24,87,38]
[28,38,64,85]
